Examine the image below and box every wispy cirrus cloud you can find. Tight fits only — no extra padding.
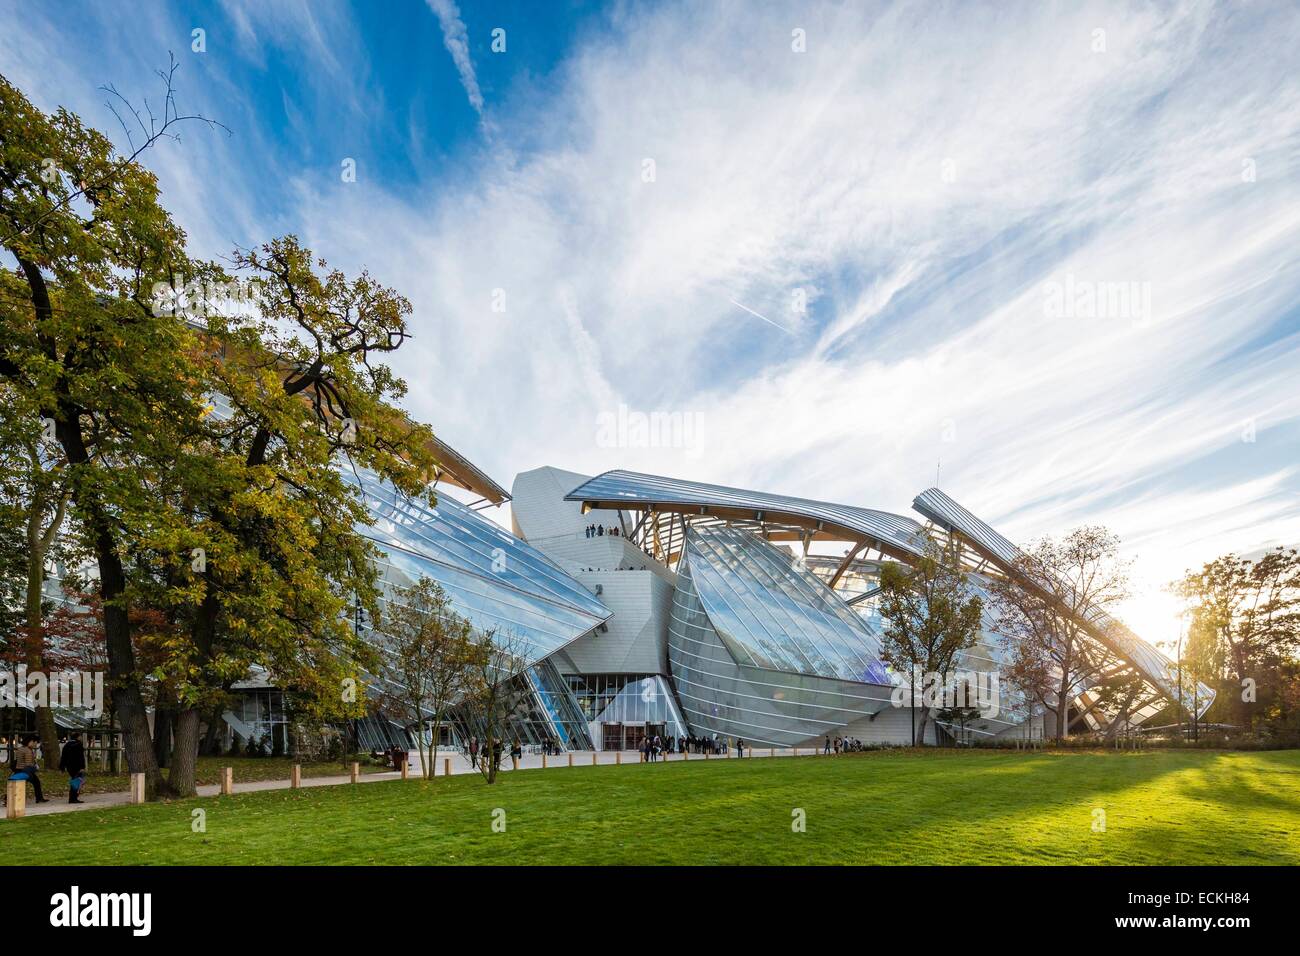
[426,0,483,114]
[5,0,1299,643]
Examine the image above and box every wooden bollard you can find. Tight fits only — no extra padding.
[770,748,775,758]
[400,759,408,781]
[592,752,598,765]
[682,751,688,761]
[129,772,147,804]
[444,757,451,777]
[220,767,233,796]
[5,780,25,819]
[350,762,359,784]
[615,752,622,765]
[704,751,710,759]
[568,752,574,767]
[512,755,519,771]
[542,753,548,769]
[291,764,302,788]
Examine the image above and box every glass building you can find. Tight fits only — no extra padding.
[548,467,1214,745]
[340,466,613,752]
[668,526,896,746]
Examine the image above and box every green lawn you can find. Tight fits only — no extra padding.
[4,749,1298,865]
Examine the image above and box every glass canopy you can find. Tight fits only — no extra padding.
[683,526,890,685]
[567,469,931,558]
[340,467,611,667]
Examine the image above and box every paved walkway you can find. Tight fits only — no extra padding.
[5,746,822,820]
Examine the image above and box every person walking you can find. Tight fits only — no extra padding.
[13,735,48,803]
[59,733,87,804]
[736,738,745,758]
[823,735,831,755]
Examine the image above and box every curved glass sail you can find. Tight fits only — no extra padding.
[340,468,611,666]
[913,486,1214,719]
[204,393,607,664]
[566,470,930,559]
[668,530,895,746]
[685,527,889,684]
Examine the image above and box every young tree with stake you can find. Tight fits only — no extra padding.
[876,534,984,746]
[377,577,476,780]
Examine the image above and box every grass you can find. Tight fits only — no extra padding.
[3,749,1298,865]
[13,756,388,798]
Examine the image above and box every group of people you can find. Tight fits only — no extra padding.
[465,736,499,769]
[638,734,672,761]
[675,733,740,755]
[823,735,868,754]
[5,732,88,805]
[583,524,622,538]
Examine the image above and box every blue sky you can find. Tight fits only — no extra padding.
[5,0,1300,641]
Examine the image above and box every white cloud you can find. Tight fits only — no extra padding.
[426,0,483,114]
[7,0,1300,643]
[315,0,1296,641]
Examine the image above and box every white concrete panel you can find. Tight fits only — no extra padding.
[558,571,673,674]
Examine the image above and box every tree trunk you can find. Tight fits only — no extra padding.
[93,524,162,794]
[1055,676,1071,742]
[24,529,60,768]
[14,256,162,796]
[427,717,441,781]
[914,705,931,746]
[168,708,201,797]
[1104,685,1141,740]
[199,707,223,756]
[167,591,219,797]
[152,705,173,768]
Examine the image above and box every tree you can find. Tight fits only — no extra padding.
[989,526,1131,742]
[1,73,439,799]
[1086,669,1151,740]
[376,577,476,780]
[461,629,531,783]
[1171,547,1300,731]
[0,386,76,764]
[934,676,983,746]
[0,72,215,794]
[877,534,984,746]
[145,234,439,797]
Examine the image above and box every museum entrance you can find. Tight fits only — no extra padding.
[600,721,669,751]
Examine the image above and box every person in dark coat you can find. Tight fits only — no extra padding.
[58,733,87,803]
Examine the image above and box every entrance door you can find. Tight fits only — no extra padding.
[602,723,623,751]
[624,725,646,752]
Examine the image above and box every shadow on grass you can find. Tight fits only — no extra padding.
[4,749,1297,866]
